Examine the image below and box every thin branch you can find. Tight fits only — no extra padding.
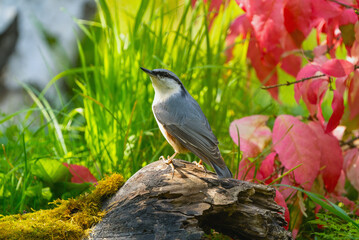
[340,136,359,147]
[328,0,359,11]
[261,74,326,90]
[261,65,359,90]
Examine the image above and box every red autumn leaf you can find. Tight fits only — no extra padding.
[237,152,277,183]
[326,77,346,133]
[348,71,359,119]
[350,41,359,65]
[307,121,343,192]
[311,0,342,21]
[281,54,302,77]
[306,79,327,105]
[343,148,359,192]
[237,158,255,181]
[247,39,279,99]
[239,139,261,159]
[225,15,251,61]
[294,64,323,103]
[237,152,276,182]
[257,152,276,184]
[321,59,354,77]
[326,90,345,132]
[283,0,312,41]
[247,0,285,52]
[279,174,298,200]
[343,148,357,171]
[281,29,301,52]
[338,9,358,26]
[294,65,328,125]
[229,115,271,151]
[334,170,346,195]
[259,64,279,100]
[275,190,290,230]
[313,45,328,58]
[63,163,97,184]
[272,115,321,190]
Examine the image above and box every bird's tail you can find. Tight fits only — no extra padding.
[212,164,233,179]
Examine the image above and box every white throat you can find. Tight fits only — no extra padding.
[151,77,182,105]
[153,85,182,105]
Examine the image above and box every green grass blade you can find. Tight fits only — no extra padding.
[275,184,359,230]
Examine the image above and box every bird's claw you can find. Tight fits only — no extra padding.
[193,159,203,168]
[160,155,175,178]
[193,160,207,175]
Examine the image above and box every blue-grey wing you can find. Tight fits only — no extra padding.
[152,94,227,170]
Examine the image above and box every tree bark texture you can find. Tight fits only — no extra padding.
[88,159,292,240]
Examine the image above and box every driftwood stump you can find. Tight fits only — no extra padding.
[88,159,292,240]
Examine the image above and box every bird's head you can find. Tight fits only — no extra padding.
[140,67,184,95]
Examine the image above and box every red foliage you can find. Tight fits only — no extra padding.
[321,59,354,77]
[229,115,272,152]
[275,190,290,230]
[343,148,359,192]
[283,0,312,45]
[197,0,359,234]
[273,115,321,190]
[326,77,346,133]
[307,121,343,192]
[229,112,354,234]
[62,163,97,184]
[348,71,359,119]
[226,0,358,132]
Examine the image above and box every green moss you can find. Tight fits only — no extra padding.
[0,173,124,240]
[308,213,359,240]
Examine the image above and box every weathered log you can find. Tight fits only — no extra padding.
[88,159,292,240]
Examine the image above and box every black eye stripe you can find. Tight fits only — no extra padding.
[152,69,183,86]
[159,72,173,78]
[157,72,177,80]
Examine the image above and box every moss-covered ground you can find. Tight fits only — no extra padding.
[0,173,124,240]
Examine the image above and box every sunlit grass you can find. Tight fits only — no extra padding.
[0,85,87,214]
[75,0,258,179]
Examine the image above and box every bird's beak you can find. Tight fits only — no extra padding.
[140,67,154,76]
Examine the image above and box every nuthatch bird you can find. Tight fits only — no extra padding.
[141,67,232,178]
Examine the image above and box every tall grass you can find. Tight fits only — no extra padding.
[0,85,86,214]
[75,0,255,178]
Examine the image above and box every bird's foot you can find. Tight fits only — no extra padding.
[193,159,204,168]
[160,155,175,178]
[193,159,207,174]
